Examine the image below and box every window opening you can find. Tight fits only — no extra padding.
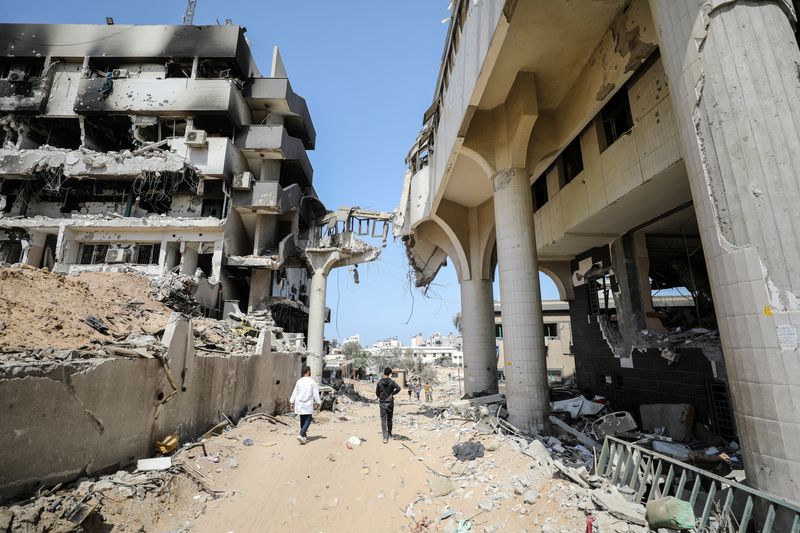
[600,89,633,149]
[560,136,584,185]
[532,175,548,211]
[78,243,109,265]
[135,243,161,265]
[543,323,559,339]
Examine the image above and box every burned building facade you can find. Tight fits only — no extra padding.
[398,0,800,504]
[0,23,318,333]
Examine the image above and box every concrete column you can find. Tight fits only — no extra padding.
[306,270,327,381]
[492,167,549,434]
[253,214,276,255]
[650,0,800,503]
[247,269,272,313]
[460,277,498,395]
[180,243,198,276]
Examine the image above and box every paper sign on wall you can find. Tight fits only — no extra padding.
[776,325,798,351]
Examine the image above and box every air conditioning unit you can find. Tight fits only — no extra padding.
[105,248,131,264]
[7,68,27,83]
[185,129,208,148]
[111,68,129,79]
[233,171,252,190]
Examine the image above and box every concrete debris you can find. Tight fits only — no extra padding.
[429,476,454,497]
[639,403,694,443]
[590,485,647,526]
[137,457,172,472]
[592,411,638,441]
[151,272,203,316]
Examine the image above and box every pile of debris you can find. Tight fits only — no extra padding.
[150,271,202,316]
[0,265,171,354]
[0,266,283,364]
[444,393,742,480]
[0,413,286,532]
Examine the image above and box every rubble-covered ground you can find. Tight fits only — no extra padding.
[0,373,647,533]
[0,266,171,351]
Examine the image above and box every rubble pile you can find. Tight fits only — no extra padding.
[0,415,275,533]
[0,266,283,363]
[150,272,202,316]
[0,266,171,352]
[193,319,261,356]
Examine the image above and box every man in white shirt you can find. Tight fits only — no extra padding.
[289,365,321,444]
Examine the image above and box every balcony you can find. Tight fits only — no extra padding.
[168,137,248,178]
[232,182,302,213]
[234,125,313,184]
[74,78,252,127]
[245,78,315,149]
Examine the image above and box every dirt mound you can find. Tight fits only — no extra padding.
[0,267,171,350]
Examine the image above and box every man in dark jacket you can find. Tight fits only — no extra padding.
[376,367,401,443]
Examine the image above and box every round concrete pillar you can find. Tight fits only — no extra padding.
[650,0,800,507]
[307,270,327,381]
[460,277,499,395]
[492,167,550,434]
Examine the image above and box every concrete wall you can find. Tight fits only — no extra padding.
[428,0,505,216]
[0,314,301,501]
[568,247,721,432]
[532,57,685,257]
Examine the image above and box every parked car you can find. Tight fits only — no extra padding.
[549,387,609,418]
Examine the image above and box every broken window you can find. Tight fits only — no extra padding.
[546,369,563,384]
[543,323,559,339]
[82,116,136,152]
[586,267,616,318]
[495,324,503,339]
[165,59,193,79]
[78,243,110,265]
[560,137,584,186]
[135,243,161,265]
[0,57,45,97]
[646,233,716,329]
[599,89,633,150]
[197,253,213,277]
[0,241,22,263]
[532,175,548,212]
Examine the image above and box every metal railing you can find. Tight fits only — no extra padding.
[595,437,800,532]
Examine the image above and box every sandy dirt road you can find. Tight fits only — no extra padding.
[3,376,601,533]
[174,378,590,533]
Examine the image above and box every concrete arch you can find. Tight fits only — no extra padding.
[459,145,494,181]
[430,214,471,281]
[415,219,468,282]
[538,261,574,301]
[480,228,497,282]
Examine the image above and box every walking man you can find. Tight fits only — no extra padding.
[289,365,321,445]
[423,382,433,403]
[376,367,401,443]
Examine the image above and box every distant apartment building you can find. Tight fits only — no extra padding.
[343,334,361,346]
[495,300,574,385]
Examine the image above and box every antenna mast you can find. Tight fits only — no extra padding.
[182,0,197,25]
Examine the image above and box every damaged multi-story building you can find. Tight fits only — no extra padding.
[0,23,321,334]
[397,0,800,506]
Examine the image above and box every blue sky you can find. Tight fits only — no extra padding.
[2,0,560,345]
